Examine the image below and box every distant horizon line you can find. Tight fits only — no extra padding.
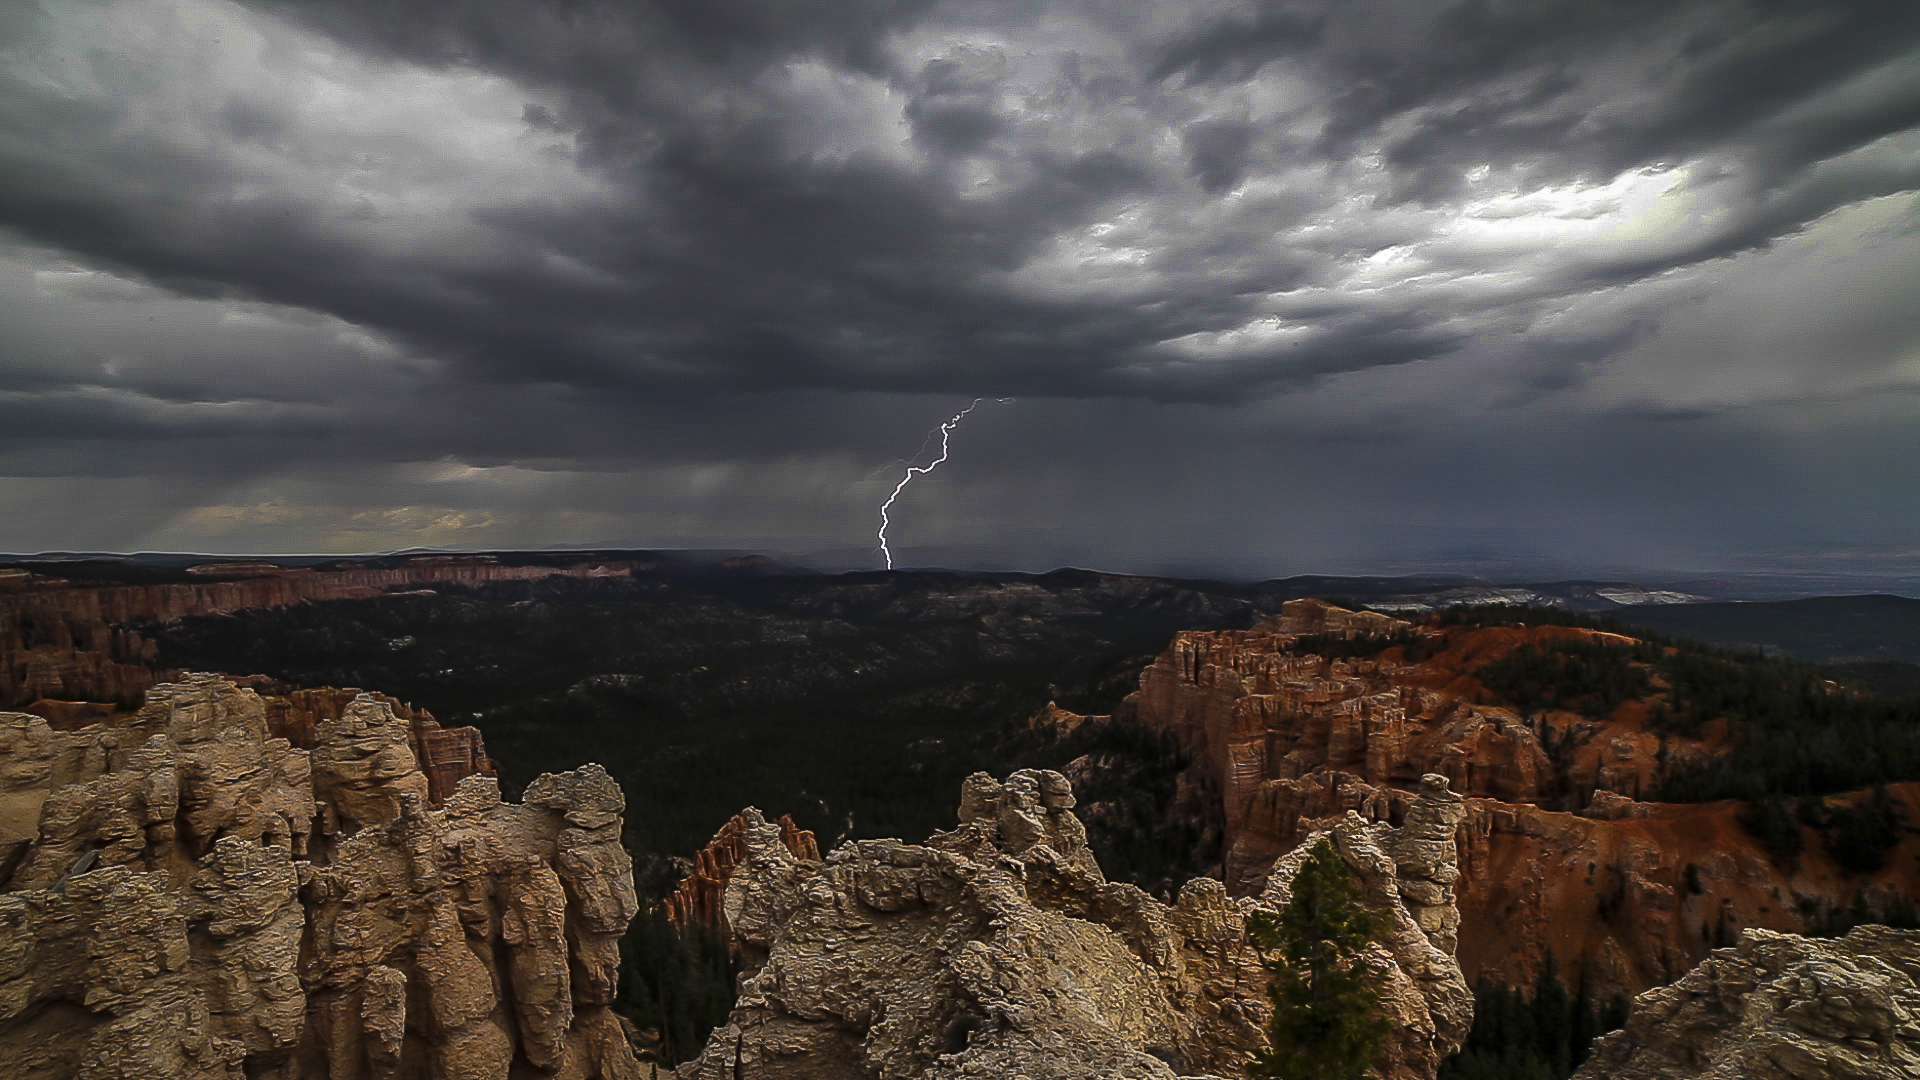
[3,546,1920,590]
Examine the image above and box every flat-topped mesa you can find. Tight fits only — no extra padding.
[1257,597,1412,638]
[677,768,1471,1080]
[0,673,643,1080]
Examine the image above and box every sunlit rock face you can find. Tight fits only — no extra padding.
[0,674,642,1080]
[1572,925,1920,1080]
[674,768,1471,1080]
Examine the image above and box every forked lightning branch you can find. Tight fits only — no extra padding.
[876,398,1011,569]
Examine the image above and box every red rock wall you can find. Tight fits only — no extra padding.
[1096,598,1920,999]
[666,812,822,933]
[227,678,499,805]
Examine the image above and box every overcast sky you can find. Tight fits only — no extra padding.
[2,0,1918,579]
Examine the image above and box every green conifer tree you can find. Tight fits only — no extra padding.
[1247,837,1392,1080]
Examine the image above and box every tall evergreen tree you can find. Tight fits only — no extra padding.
[1248,837,1392,1080]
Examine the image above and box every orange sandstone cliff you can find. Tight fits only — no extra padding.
[1058,599,1920,1001]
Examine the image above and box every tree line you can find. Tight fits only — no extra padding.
[1438,967,1629,1080]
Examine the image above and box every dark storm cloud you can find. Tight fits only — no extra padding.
[1181,119,1258,195]
[1292,0,1920,196]
[2,0,1918,566]
[1146,2,1325,85]
[3,0,1913,416]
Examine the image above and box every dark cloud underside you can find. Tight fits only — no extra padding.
[0,0,1915,573]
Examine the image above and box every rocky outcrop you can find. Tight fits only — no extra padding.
[0,556,652,708]
[1572,926,1920,1079]
[12,676,498,806]
[1117,602,1560,892]
[0,674,641,1080]
[239,679,497,804]
[1076,599,1920,1002]
[666,810,821,933]
[674,769,1472,1080]
[1262,599,1408,638]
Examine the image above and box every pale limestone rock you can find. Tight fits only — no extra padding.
[1386,773,1470,956]
[525,762,625,829]
[1258,794,1472,1080]
[0,674,642,1080]
[1572,925,1920,1080]
[311,692,431,834]
[675,769,1470,1080]
[0,865,241,1080]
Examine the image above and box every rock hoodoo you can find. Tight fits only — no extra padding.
[666,809,821,933]
[1571,925,1920,1079]
[675,768,1472,1080]
[1073,599,1920,1000]
[0,673,642,1080]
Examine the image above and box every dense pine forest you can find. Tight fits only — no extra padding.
[1438,971,1629,1080]
[1446,606,1920,792]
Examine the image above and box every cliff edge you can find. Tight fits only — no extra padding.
[1073,598,1920,1000]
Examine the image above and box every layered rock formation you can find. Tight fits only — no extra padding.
[1065,599,1920,1000]
[0,556,650,708]
[665,810,820,932]
[17,677,498,806]
[1572,926,1920,1079]
[674,769,1472,1080]
[0,674,641,1079]
[237,679,498,805]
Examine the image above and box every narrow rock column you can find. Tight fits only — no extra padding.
[1390,773,1469,956]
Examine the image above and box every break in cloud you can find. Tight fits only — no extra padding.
[1,0,1917,578]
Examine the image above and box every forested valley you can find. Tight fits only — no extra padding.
[143,578,1920,1074]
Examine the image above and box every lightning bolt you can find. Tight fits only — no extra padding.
[877,398,1011,569]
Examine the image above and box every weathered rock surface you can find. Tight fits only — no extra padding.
[666,810,821,933]
[1572,926,1920,1079]
[237,679,498,805]
[0,673,642,1080]
[13,678,497,806]
[674,769,1472,1080]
